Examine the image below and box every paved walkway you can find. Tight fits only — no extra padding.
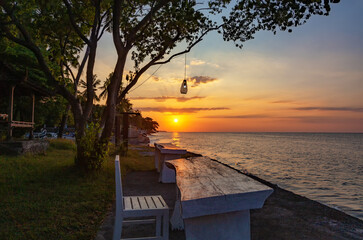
[95,171,185,240]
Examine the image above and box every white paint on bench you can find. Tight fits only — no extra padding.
[154,143,187,183]
[113,155,169,240]
[166,156,273,240]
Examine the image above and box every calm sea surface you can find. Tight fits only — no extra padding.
[149,132,363,220]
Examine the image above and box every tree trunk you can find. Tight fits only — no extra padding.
[58,104,71,138]
[69,100,89,170]
[100,55,127,142]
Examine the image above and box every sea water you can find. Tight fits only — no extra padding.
[149,132,363,220]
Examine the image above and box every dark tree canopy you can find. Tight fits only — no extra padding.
[0,0,340,170]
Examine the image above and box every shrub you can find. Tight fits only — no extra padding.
[75,122,109,171]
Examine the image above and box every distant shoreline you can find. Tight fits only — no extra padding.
[156,131,363,134]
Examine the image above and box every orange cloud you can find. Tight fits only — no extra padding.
[130,96,205,102]
[137,107,229,114]
[292,106,363,113]
[151,76,160,81]
[270,100,297,104]
[200,114,270,119]
[188,76,217,87]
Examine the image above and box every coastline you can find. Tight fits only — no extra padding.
[151,132,362,220]
[96,147,363,240]
[185,150,363,239]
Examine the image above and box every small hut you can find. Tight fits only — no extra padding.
[0,61,51,141]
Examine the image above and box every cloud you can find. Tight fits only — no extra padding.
[292,107,363,113]
[190,60,205,66]
[189,59,220,68]
[200,114,270,119]
[130,96,205,102]
[270,100,297,104]
[282,116,363,124]
[199,115,362,124]
[151,76,160,81]
[243,96,269,101]
[242,98,301,104]
[188,76,217,87]
[137,107,229,114]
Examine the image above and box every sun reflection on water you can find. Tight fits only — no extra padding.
[172,132,181,147]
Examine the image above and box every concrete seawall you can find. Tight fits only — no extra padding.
[96,149,363,240]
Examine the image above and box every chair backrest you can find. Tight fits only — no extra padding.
[115,155,123,213]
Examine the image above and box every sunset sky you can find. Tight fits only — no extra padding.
[95,1,363,133]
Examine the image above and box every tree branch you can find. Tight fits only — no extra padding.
[112,0,125,53]
[154,25,221,65]
[2,27,32,48]
[63,0,91,45]
[75,45,90,89]
[83,0,100,120]
[97,19,111,41]
[126,0,169,47]
[0,3,76,104]
[117,30,183,101]
[64,63,77,83]
[96,7,111,40]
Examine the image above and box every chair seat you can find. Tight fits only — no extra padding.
[113,156,169,240]
[123,196,168,217]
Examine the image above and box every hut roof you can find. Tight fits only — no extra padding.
[0,61,53,97]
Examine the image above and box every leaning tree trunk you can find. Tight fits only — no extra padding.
[100,56,127,143]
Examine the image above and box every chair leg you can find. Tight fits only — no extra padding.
[112,215,123,240]
[162,210,169,240]
[156,215,161,237]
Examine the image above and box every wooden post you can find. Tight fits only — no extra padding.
[121,114,129,156]
[7,86,15,140]
[115,115,120,146]
[29,94,35,140]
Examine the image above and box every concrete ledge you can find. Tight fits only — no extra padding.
[0,140,49,155]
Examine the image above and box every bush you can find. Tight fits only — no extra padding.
[75,122,109,171]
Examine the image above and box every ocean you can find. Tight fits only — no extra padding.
[149,132,363,220]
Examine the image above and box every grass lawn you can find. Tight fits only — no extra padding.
[0,139,154,240]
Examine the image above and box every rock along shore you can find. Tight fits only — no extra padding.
[95,149,363,240]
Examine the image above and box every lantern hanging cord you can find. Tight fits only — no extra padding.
[184,53,187,80]
[129,64,163,93]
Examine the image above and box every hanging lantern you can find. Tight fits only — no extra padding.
[180,53,188,94]
[180,79,188,94]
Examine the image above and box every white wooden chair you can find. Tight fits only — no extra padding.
[113,155,169,240]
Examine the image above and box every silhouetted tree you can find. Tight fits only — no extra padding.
[0,0,339,170]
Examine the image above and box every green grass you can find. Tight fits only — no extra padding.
[0,140,155,240]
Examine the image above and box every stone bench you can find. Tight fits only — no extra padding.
[166,156,273,240]
[154,143,187,183]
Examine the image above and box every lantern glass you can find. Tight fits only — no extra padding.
[180,79,188,94]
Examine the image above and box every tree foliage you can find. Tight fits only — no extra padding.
[0,0,339,170]
[0,38,69,138]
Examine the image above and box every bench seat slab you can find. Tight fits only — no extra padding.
[154,143,187,183]
[166,157,273,219]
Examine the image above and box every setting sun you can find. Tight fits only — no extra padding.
[174,118,179,123]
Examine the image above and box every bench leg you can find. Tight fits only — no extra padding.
[170,187,184,230]
[160,162,176,183]
[159,153,181,183]
[162,210,169,240]
[184,210,250,240]
[156,215,161,236]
